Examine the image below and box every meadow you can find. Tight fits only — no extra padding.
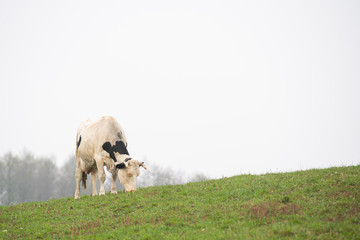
[0,165,359,239]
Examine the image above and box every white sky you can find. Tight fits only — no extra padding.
[1,0,359,178]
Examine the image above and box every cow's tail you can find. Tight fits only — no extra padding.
[82,172,87,190]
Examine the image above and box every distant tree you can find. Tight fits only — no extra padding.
[33,156,58,201]
[56,155,76,198]
[2,153,23,204]
[0,156,6,204]
[0,152,59,204]
[0,152,37,204]
[189,173,209,183]
[13,152,38,203]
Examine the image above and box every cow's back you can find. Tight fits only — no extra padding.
[76,116,127,160]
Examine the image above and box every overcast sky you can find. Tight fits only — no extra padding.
[1,0,359,178]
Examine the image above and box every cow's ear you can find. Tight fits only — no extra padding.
[116,162,126,169]
[140,162,147,170]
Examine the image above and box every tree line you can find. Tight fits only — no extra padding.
[0,152,207,205]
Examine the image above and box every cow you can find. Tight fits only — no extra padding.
[74,116,146,199]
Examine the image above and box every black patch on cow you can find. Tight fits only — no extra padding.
[102,140,130,162]
[114,141,129,155]
[102,142,117,162]
[77,135,82,149]
[116,162,126,169]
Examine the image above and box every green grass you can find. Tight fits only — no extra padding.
[1,165,359,239]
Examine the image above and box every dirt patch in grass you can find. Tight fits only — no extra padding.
[274,229,295,237]
[326,204,360,222]
[145,192,160,198]
[243,201,301,219]
[72,221,100,236]
[327,190,358,200]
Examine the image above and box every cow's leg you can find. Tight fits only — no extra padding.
[95,156,106,195]
[91,169,98,196]
[110,169,118,194]
[74,166,82,199]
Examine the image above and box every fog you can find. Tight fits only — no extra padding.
[1,1,359,178]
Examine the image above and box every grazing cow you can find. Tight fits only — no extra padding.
[74,116,146,199]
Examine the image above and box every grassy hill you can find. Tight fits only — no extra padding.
[0,165,359,239]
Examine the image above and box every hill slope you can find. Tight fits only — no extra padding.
[0,166,359,239]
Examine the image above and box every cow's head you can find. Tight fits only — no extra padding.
[115,158,147,192]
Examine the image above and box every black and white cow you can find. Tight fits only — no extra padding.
[74,116,146,199]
